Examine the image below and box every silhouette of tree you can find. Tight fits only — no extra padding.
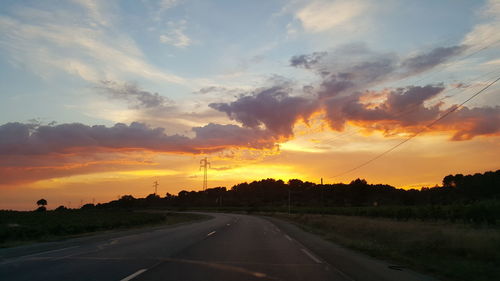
[37,198,47,206]
[81,203,95,209]
[55,205,67,211]
[442,174,455,187]
[94,169,499,223]
[146,194,160,200]
[36,198,47,211]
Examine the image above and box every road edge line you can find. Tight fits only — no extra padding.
[120,269,148,281]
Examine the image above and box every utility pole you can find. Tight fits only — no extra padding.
[153,180,159,195]
[288,188,291,215]
[320,178,324,208]
[199,157,211,190]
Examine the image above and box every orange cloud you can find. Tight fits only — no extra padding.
[0,152,158,185]
[322,86,500,139]
[0,121,286,185]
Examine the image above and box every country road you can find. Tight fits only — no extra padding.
[0,213,436,281]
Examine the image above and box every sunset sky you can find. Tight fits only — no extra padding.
[1,0,499,210]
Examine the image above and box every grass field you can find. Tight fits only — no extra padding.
[276,213,500,281]
[0,210,205,247]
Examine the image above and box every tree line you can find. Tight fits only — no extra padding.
[94,169,499,209]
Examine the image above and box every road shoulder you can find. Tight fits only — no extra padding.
[264,215,437,281]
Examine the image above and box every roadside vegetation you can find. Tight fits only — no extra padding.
[171,200,500,226]
[99,170,500,226]
[276,213,500,281]
[0,210,205,247]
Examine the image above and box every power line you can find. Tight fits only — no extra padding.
[427,75,500,126]
[321,70,500,145]
[318,43,500,146]
[392,69,500,118]
[401,39,499,86]
[331,74,500,179]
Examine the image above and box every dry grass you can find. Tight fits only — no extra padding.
[278,213,500,281]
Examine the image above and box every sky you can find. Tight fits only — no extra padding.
[1,0,499,210]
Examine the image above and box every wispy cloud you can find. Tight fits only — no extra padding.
[70,0,111,27]
[159,20,192,48]
[159,0,180,12]
[462,0,500,48]
[294,0,369,33]
[98,80,175,110]
[0,2,185,84]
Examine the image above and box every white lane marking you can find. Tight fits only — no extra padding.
[284,234,292,241]
[226,223,231,226]
[21,246,79,257]
[207,231,216,236]
[253,272,267,278]
[0,246,80,265]
[120,269,148,281]
[301,248,322,263]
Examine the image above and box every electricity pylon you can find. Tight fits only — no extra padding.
[200,157,211,190]
[153,180,159,195]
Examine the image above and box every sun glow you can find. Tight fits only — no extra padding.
[30,169,181,188]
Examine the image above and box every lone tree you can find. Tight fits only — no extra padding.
[36,198,47,211]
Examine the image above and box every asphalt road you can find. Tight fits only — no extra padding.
[0,213,436,281]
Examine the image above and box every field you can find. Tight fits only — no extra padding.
[175,200,500,226]
[0,210,205,247]
[276,213,500,281]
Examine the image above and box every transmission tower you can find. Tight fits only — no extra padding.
[153,180,159,195]
[199,157,211,190]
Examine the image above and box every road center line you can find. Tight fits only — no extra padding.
[284,234,292,241]
[301,248,322,263]
[207,231,216,236]
[120,269,148,281]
